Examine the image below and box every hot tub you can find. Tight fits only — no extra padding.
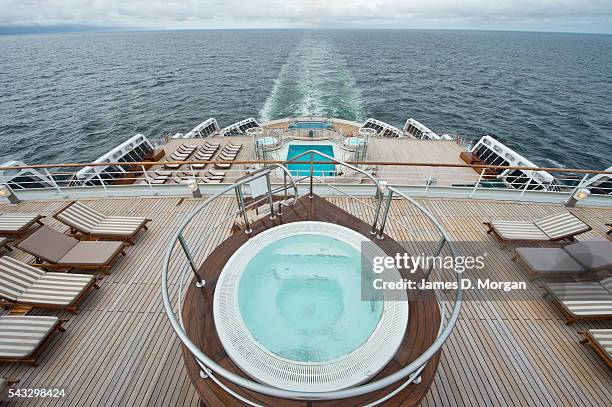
[213,221,408,392]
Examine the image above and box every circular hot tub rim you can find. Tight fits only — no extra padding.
[213,221,409,393]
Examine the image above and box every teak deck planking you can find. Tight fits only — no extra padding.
[0,195,610,406]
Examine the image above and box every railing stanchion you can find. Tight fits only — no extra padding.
[370,185,385,235]
[235,185,252,234]
[96,173,108,192]
[142,165,154,190]
[178,233,206,288]
[425,237,446,281]
[266,173,276,220]
[470,168,485,198]
[309,152,314,198]
[377,189,394,240]
[43,168,62,193]
[280,171,287,216]
[519,172,535,199]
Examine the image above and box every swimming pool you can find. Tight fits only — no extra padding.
[288,121,332,129]
[213,222,409,392]
[286,144,335,177]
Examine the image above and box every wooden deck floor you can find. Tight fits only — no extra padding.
[0,196,611,406]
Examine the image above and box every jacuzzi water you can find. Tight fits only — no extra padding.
[345,137,365,146]
[238,234,383,363]
[256,136,277,146]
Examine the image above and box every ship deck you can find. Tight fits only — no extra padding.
[141,136,478,186]
[1,196,611,406]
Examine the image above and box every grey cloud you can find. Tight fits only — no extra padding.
[0,0,611,32]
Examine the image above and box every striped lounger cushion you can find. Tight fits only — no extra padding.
[57,202,147,237]
[0,257,94,307]
[490,220,549,241]
[534,212,590,240]
[546,280,612,316]
[589,329,612,360]
[0,316,59,359]
[0,214,39,232]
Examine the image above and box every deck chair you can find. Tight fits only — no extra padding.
[542,277,612,324]
[579,329,612,368]
[0,257,98,313]
[53,201,151,244]
[0,237,11,252]
[207,169,226,179]
[17,226,126,273]
[225,142,242,151]
[484,212,591,245]
[200,176,222,184]
[176,144,197,154]
[1,377,19,398]
[514,240,612,280]
[0,315,66,365]
[0,214,45,239]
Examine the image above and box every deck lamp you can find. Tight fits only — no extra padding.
[565,188,590,207]
[0,185,20,204]
[186,179,202,198]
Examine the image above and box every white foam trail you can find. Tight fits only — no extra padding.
[259,37,364,122]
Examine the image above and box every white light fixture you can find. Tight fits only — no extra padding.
[0,185,20,204]
[565,188,590,207]
[186,179,202,198]
[575,188,590,200]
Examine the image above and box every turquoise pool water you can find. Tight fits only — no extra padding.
[286,144,335,176]
[238,234,383,362]
[288,121,331,129]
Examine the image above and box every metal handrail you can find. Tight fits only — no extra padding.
[161,157,462,402]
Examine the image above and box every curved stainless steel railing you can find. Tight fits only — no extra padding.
[161,155,462,404]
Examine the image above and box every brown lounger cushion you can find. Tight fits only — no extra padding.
[18,226,123,266]
[58,241,124,266]
[563,241,612,271]
[515,247,586,274]
[18,227,77,263]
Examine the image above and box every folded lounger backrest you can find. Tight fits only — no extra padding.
[534,212,591,240]
[18,226,79,264]
[56,202,105,233]
[0,256,44,301]
[602,277,612,293]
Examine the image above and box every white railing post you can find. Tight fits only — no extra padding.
[43,168,62,193]
[470,168,485,198]
[142,165,154,190]
[519,172,535,199]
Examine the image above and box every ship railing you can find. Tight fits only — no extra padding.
[1,161,611,206]
[161,151,461,405]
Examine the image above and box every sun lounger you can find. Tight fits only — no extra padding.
[0,256,98,313]
[53,201,150,244]
[484,212,591,245]
[207,169,226,178]
[200,176,222,184]
[0,214,45,239]
[0,237,11,252]
[514,240,612,280]
[225,142,242,150]
[542,277,612,324]
[579,329,612,368]
[17,226,126,273]
[0,315,65,365]
[1,377,19,398]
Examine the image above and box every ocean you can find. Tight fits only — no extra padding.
[0,29,611,170]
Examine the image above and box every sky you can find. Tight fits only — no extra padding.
[1,0,611,34]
